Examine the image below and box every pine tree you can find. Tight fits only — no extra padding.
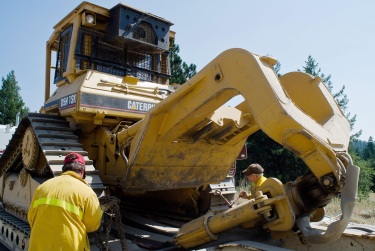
[0,70,29,125]
[170,44,197,85]
[364,136,375,160]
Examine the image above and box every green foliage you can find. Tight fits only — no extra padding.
[237,177,252,193]
[350,152,375,199]
[236,131,308,183]
[354,137,375,193]
[0,70,29,125]
[170,43,197,85]
[363,136,375,160]
[350,137,375,161]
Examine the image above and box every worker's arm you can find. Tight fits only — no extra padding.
[82,193,103,233]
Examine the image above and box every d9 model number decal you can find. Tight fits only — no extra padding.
[60,94,76,109]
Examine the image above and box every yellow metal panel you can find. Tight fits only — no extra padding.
[123,48,350,192]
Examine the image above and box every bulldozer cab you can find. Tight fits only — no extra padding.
[43,2,176,127]
[45,2,173,102]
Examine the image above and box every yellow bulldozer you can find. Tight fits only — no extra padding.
[0,1,371,250]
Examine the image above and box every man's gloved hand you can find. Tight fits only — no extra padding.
[238,190,249,199]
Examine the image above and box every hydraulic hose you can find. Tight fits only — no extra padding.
[296,152,359,243]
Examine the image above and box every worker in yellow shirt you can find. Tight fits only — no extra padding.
[28,152,102,250]
[238,163,267,199]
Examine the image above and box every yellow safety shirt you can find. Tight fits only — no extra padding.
[27,171,102,251]
[247,176,268,200]
[254,175,267,187]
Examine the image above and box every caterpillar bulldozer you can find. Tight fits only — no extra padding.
[0,1,372,250]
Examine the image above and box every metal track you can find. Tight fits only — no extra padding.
[0,205,178,251]
[0,209,30,251]
[0,113,104,193]
[0,113,105,250]
[0,209,30,236]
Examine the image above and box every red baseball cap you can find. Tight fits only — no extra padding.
[64,153,85,166]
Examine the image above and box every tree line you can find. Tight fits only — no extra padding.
[1,44,374,198]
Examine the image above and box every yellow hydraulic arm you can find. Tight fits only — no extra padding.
[174,155,359,249]
[114,48,359,248]
[118,48,350,194]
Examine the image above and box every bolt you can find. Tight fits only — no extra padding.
[215,74,221,82]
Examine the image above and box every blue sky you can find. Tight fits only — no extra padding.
[0,1,374,141]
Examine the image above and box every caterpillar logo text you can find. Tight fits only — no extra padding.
[128,101,155,112]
